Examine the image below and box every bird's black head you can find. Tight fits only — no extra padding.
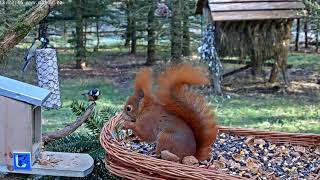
[89,88,100,97]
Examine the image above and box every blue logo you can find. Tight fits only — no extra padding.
[12,152,32,171]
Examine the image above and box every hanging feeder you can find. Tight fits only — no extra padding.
[36,14,61,109]
[154,2,170,17]
[35,48,61,109]
[23,14,61,109]
[198,24,223,94]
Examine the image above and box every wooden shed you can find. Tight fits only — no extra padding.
[196,0,305,84]
[0,76,93,177]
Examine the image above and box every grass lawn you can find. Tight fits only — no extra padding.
[43,64,320,135]
[43,78,319,134]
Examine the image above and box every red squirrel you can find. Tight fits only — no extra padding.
[121,64,218,161]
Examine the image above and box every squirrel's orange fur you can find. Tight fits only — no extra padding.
[122,64,218,161]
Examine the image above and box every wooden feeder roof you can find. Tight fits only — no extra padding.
[196,0,305,21]
[0,76,51,106]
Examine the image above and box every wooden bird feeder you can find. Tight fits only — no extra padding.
[0,76,93,177]
[196,0,306,84]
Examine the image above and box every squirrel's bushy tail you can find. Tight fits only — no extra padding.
[157,64,218,161]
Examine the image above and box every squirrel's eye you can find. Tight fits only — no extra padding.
[126,105,132,112]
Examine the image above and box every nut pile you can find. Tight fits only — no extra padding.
[210,133,320,179]
[121,133,320,180]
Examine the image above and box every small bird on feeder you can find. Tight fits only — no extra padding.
[22,39,42,72]
[82,88,101,102]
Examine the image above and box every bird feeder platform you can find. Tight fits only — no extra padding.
[0,151,94,177]
[0,76,94,177]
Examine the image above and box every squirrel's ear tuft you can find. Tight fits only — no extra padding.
[137,89,144,100]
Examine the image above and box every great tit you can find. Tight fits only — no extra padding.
[22,39,42,72]
[82,88,101,101]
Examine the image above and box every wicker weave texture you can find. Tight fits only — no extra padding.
[100,113,320,180]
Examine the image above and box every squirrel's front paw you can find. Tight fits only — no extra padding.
[122,121,135,130]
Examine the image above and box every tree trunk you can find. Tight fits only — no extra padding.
[75,0,86,69]
[146,0,156,66]
[182,0,190,56]
[171,0,182,63]
[316,20,319,53]
[127,0,137,54]
[63,20,67,39]
[4,0,9,29]
[0,0,60,60]
[304,17,308,49]
[124,1,131,47]
[250,54,263,77]
[84,19,88,49]
[295,18,300,51]
[94,16,100,52]
[131,18,137,54]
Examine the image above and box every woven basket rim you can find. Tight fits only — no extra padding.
[99,112,320,180]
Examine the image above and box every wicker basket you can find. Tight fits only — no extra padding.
[100,113,320,180]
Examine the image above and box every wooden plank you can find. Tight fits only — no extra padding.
[203,6,213,24]
[209,2,305,12]
[211,10,304,21]
[0,97,33,166]
[210,0,301,3]
[0,96,7,166]
[0,151,94,177]
[33,107,42,144]
[32,107,42,163]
